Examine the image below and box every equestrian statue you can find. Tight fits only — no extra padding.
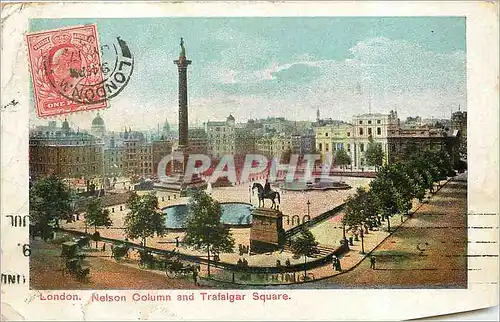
[252,180,281,209]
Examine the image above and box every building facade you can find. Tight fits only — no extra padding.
[29,121,104,179]
[315,122,350,162]
[256,134,293,161]
[122,130,145,177]
[348,111,400,168]
[138,142,153,176]
[235,126,257,156]
[187,128,208,155]
[386,127,451,164]
[104,147,123,177]
[451,111,467,163]
[205,115,236,158]
[152,139,173,176]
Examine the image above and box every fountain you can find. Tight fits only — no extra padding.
[162,202,253,230]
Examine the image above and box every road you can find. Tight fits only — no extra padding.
[269,173,468,289]
[29,239,206,290]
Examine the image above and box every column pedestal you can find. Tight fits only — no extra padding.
[250,208,285,253]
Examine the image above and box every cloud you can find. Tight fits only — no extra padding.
[280,37,466,119]
[271,63,322,82]
[30,36,466,130]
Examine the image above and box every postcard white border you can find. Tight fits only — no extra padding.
[1,1,498,321]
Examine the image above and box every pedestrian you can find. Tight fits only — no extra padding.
[332,255,338,271]
[370,256,376,269]
[242,258,249,280]
[336,258,342,272]
[192,266,199,286]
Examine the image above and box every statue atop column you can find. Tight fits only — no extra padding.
[180,37,186,57]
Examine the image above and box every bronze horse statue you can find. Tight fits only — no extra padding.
[252,182,281,209]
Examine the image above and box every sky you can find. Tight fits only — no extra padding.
[29,17,466,132]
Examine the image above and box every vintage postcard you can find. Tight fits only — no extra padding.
[1,1,498,321]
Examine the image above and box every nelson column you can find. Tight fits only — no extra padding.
[174,37,191,152]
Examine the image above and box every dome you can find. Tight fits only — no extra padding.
[92,112,104,126]
[227,114,235,122]
[90,112,106,138]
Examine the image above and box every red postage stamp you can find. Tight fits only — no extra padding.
[26,24,108,117]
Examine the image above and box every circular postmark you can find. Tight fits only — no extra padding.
[44,36,134,105]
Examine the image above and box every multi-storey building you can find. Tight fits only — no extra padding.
[103,132,126,177]
[259,117,292,134]
[256,133,293,161]
[451,111,467,164]
[386,127,452,164]
[291,131,316,155]
[186,128,208,155]
[348,111,400,168]
[299,133,316,155]
[314,121,350,162]
[122,129,145,177]
[29,120,104,179]
[152,139,172,176]
[104,147,123,177]
[235,126,257,156]
[205,115,236,158]
[138,142,153,176]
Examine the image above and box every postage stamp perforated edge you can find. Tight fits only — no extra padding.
[25,23,108,118]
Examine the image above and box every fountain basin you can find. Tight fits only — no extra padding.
[280,179,351,191]
[162,202,254,230]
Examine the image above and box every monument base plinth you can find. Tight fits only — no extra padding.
[250,208,285,254]
[155,148,207,194]
[250,240,280,254]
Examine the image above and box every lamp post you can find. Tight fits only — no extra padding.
[306,200,311,218]
[249,185,252,203]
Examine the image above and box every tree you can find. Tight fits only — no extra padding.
[431,150,453,181]
[365,135,384,171]
[124,192,167,249]
[183,190,235,275]
[389,163,414,217]
[415,152,441,192]
[335,148,352,171]
[370,167,398,232]
[404,160,427,203]
[343,187,378,253]
[85,197,112,247]
[30,175,73,234]
[290,229,319,280]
